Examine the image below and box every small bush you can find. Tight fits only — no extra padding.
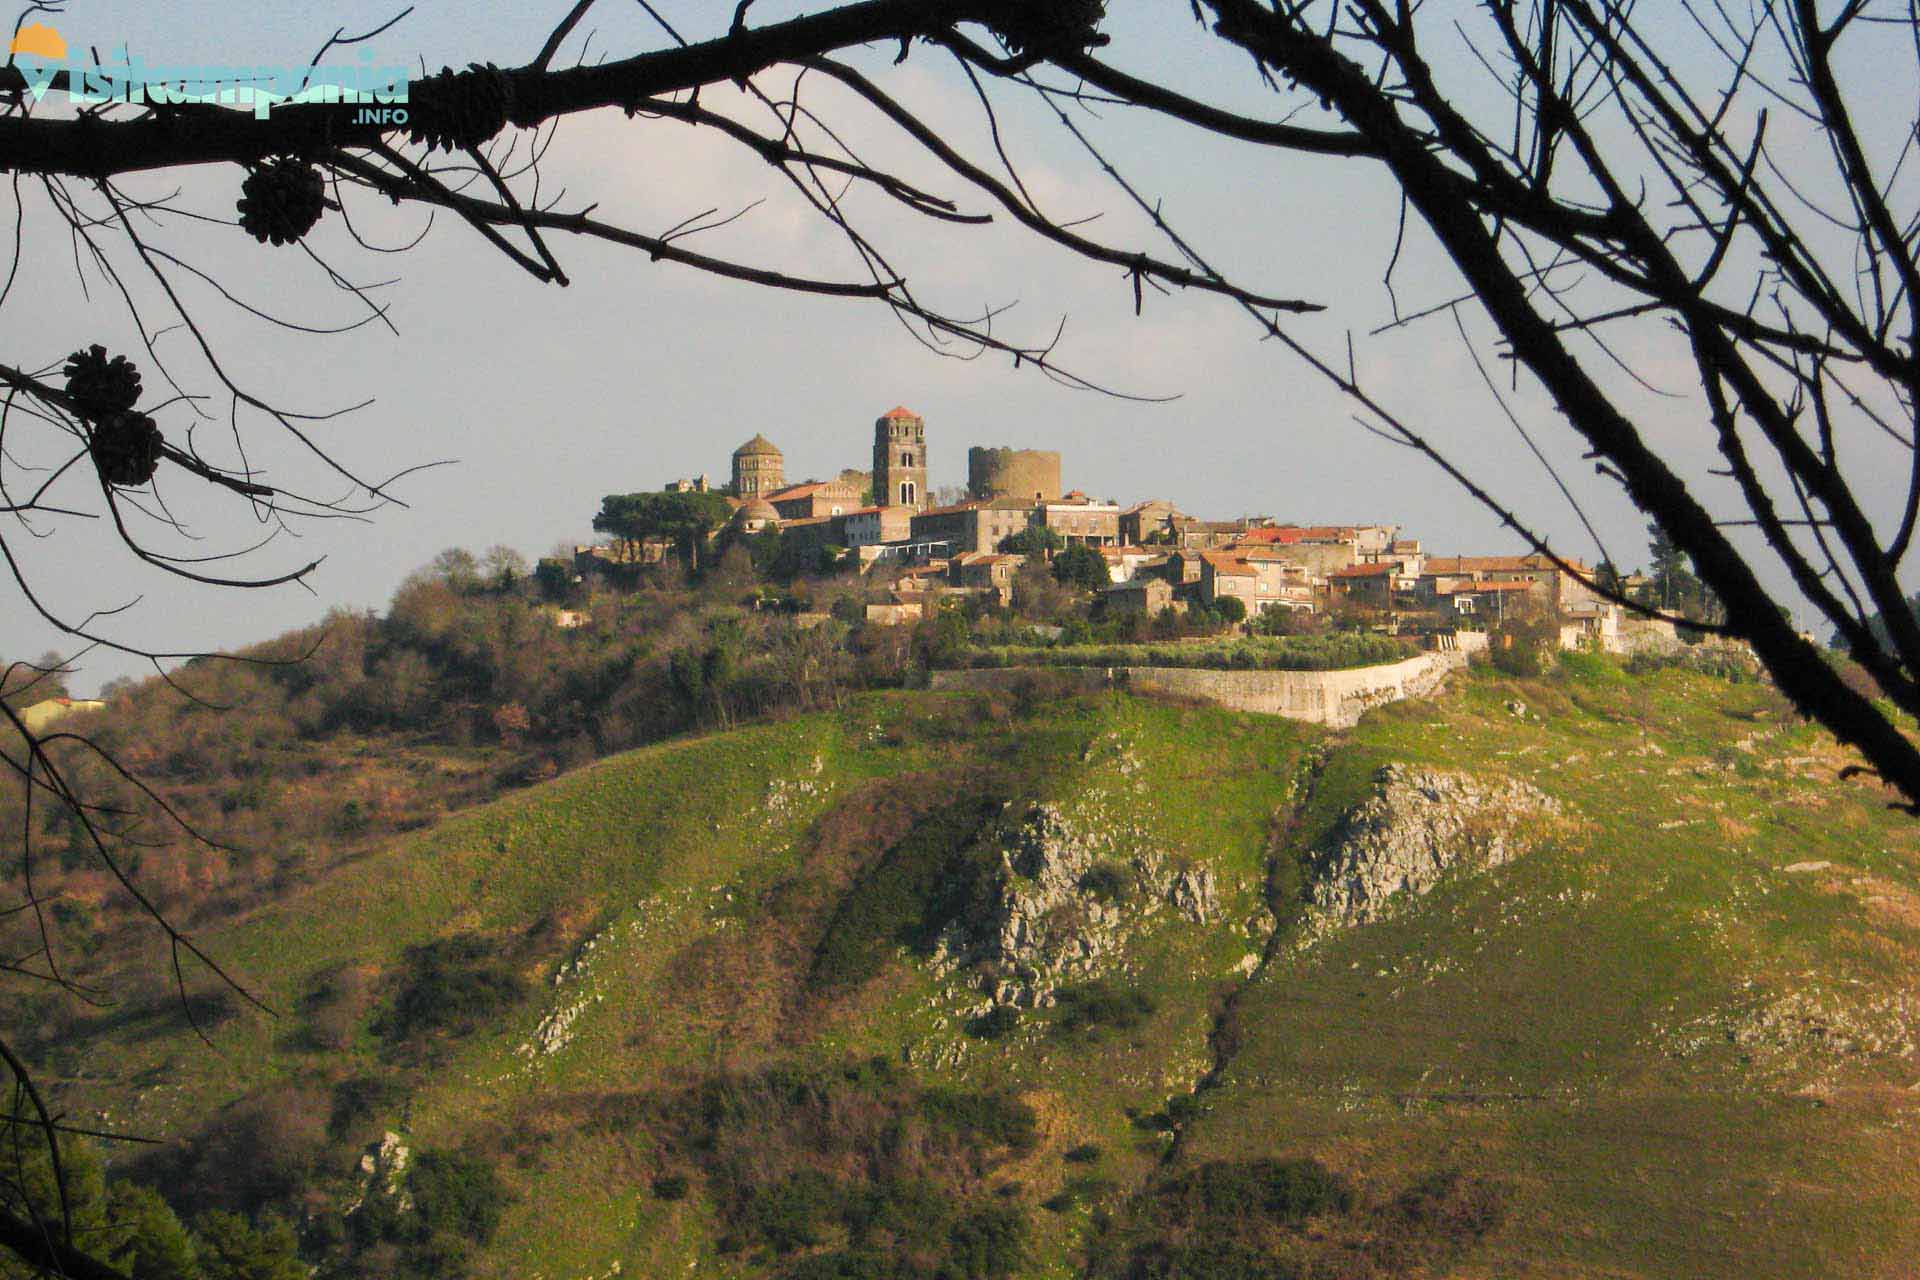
[1488,615,1559,677]
[1051,981,1156,1034]
[741,1169,840,1252]
[410,1149,511,1243]
[918,1088,1039,1153]
[1137,1158,1354,1233]
[1063,1143,1103,1164]
[1077,861,1133,903]
[327,1075,402,1142]
[1389,1168,1505,1242]
[945,1204,1028,1278]
[651,1174,689,1201]
[965,1005,1022,1040]
[374,934,527,1044]
[1114,1239,1284,1279]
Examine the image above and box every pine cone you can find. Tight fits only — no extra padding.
[237,158,326,245]
[985,0,1109,57]
[62,344,142,418]
[89,411,164,487]
[407,63,514,153]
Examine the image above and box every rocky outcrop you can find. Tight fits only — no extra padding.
[1308,766,1560,928]
[934,801,1218,1007]
[346,1131,412,1216]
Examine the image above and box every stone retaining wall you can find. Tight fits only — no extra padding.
[930,650,1467,728]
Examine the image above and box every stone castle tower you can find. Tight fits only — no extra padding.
[731,433,784,499]
[873,406,928,510]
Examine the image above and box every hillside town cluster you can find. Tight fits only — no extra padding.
[576,406,1679,653]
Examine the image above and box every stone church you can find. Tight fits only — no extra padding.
[722,408,932,517]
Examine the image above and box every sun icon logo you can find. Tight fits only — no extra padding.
[9,22,66,61]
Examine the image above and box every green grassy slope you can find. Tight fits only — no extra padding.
[61,690,1308,1279]
[43,665,1920,1278]
[1183,662,1920,1278]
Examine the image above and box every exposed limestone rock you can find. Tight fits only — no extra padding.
[1167,864,1217,923]
[1308,766,1560,928]
[934,800,1219,1007]
[346,1131,413,1216]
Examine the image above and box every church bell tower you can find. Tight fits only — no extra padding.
[873,406,928,511]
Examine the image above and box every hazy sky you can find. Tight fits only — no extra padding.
[4,1,1909,691]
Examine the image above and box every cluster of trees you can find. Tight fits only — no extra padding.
[590,492,737,568]
[0,1139,302,1280]
[1593,524,1726,631]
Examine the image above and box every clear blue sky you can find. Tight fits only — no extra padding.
[4,1,1902,689]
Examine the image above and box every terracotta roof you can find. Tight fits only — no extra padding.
[1423,554,1587,575]
[732,433,781,457]
[881,405,920,420]
[767,482,829,500]
[1233,524,1366,546]
[1200,551,1257,578]
[1437,579,1535,594]
[916,500,987,516]
[1330,562,1399,578]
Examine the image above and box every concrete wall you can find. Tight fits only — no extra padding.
[930,650,1467,728]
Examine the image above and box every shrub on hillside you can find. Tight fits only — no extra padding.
[1488,614,1560,677]
[1051,980,1155,1034]
[918,1087,1039,1153]
[410,1150,511,1242]
[965,1004,1022,1040]
[327,1075,404,1143]
[1078,861,1134,903]
[656,1059,1038,1279]
[1625,642,1763,683]
[145,1085,330,1217]
[192,1210,307,1280]
[373,934,527,1045]
[1086,1157,1506,1280]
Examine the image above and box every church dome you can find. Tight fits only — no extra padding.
[733,497,780,527]
[733,433,782,458]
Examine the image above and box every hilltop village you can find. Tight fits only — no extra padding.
[568,405,1680,654]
